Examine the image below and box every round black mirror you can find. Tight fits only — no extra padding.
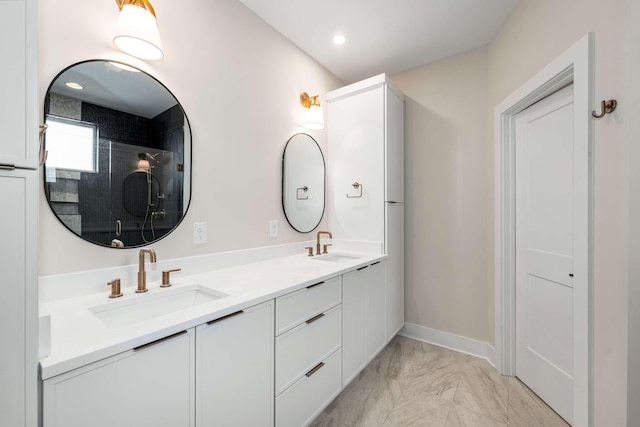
[43,60,191,247]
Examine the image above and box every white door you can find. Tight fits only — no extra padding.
[515,84,576,425]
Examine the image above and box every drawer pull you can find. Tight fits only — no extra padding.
[305,313,325,324]
[371,261,380,265]
[134,330,187,352]
[306,281,325,289]
[357,266,368,271]
[207,310,244,325]
[0,163,16,170]
[305,362,325,377]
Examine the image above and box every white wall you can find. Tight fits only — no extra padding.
[627,0,640,425]
[38,0,342,275]
[489,0,627,425]
[392,47,491,343]
[393,0,628,424]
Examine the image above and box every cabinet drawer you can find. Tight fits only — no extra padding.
[275,304,341,395]
[275,349,342,427]
[275,276,341,335]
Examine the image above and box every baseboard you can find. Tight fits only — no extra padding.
[399,323,496,368]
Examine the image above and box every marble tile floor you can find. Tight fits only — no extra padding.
[310,336,570,427]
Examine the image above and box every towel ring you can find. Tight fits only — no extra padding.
[346,182,363,198]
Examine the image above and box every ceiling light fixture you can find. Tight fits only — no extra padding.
[333,34,346,45]
[113,0,164,61]
[300,92,325,130]
[65,82,84,90]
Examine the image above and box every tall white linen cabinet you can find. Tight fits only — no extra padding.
[327,74,405,341]
[0,0,39,425]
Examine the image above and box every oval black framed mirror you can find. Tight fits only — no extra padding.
[282,133,325,232]
[43,60,191,248]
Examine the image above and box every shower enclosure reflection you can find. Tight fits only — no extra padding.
[43,60,191,248]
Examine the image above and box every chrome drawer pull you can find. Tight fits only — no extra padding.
[305,313,325,324]
[305,362,325,377]
[306,281,325,289]
[134,330,187,352]
[0,163,16,170]
[207,310,244,325]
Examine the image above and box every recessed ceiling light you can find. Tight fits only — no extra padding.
[65,82,84,90]
[333,34,346,45]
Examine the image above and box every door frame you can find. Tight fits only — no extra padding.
[493,33,593,426]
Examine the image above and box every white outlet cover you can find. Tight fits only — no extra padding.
[194,222,208,244]
[270,220,278,238]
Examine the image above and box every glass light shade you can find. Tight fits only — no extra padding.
[137,159,150,170]
[303,105,325,130]
[114,4,164,60]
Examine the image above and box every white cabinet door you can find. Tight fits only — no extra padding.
[275,305,341,395]
[0,0,37,169]
[275,349,342,427]
[385,203,404,341]
[367,261,387,360]
[342,268,368,387]
[385,86,404,203]
[328,86,385,242]
[196,301,274,427]
[43,329,195,427]
[0,170,37,427]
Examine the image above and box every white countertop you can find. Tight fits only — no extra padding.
[40,251,386,380]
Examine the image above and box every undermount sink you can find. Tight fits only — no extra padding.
[312,253,362,263]
[90,285,228,328]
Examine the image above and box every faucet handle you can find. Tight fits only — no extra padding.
[322,244,333,254]
[305,246,314,257]
[107,279,123,298]
[161,268,181,288]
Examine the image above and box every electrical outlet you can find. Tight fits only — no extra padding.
[269,220,278,238]
[194,222,207,244]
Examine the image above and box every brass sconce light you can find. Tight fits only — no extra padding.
[300,92,325,130]
[114,0,164,60]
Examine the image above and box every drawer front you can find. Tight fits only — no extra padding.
[275,276,342,335]
[275,349,342,427]
[275,305,342,395]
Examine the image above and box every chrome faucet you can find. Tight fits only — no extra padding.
[137,249,157,293]
[316,231,333,255]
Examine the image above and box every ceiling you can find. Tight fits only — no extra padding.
[50,61,177,119]
[236,0,519,83]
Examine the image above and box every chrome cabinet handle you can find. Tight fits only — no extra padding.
[306,281,324,289]
[305,362,325,377]
[305,313,325,324]
[134,330,187,352]
[115,219,122,237]
[207,310,244,325]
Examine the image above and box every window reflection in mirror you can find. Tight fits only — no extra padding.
[43,60,191,248]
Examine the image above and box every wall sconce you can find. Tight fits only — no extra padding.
[114,0,164,61]
[300,92,325,130]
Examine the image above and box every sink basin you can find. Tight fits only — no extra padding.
[90,285,227,328]
[312,253,362,263]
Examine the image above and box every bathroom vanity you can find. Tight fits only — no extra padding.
[40,248,392,427]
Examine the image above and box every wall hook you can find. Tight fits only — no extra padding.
[592,99,617,119]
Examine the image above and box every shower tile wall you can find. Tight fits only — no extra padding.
[46,93,185,246]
